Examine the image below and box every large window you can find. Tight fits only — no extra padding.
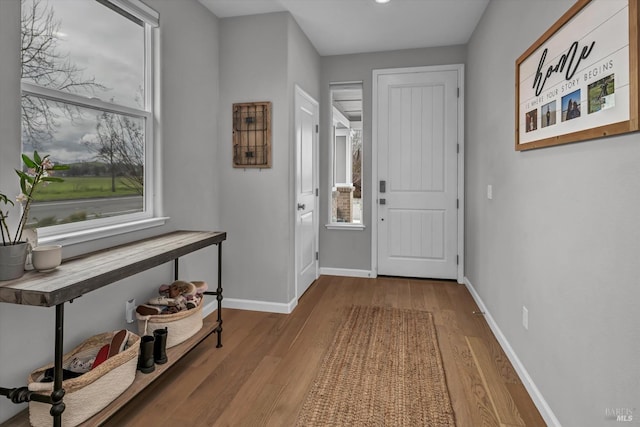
[20,0,158,242]
[329,83,363,226]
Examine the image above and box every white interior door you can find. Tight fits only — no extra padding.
[295,86,319,298]
[376,68,460,279]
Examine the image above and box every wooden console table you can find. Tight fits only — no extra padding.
[0,230,226,427]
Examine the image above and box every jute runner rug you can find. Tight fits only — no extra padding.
[295,305,456,426]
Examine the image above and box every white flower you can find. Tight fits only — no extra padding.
[16,193,28,204]
[41,158,54,170]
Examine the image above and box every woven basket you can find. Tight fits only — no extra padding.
[27,330,140,427]
[136,300,203,348]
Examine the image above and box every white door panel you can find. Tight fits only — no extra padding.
[300,210,315,272]
[295,86,318,298]
[300,109,314,195]
[377,69,459,279]
[387,209,445,259]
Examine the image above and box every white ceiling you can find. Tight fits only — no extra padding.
[198,0,490,56]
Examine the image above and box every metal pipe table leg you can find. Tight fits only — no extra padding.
[51,303,66,426]
[216,242,223,348]
[0,305,66,419]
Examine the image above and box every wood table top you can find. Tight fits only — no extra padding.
[0,230,226,307]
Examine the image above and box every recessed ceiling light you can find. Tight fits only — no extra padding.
[375,0,391,4]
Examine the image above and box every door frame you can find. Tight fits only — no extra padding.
[294,84,319,300]
[371,65,465,283]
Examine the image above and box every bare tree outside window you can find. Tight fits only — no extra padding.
[21,0,105,146]
[351,128,362,199]
[92,111,145,195]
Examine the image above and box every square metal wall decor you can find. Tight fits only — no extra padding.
[233,101,272,168]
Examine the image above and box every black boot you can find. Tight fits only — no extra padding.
[153,328,168,364]
[137,335,155,373]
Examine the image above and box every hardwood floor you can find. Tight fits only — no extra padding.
[104,276,546,426]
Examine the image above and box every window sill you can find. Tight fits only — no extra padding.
[325,223,366,231]
[38,217,169,247]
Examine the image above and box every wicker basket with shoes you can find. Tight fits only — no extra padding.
[135,280,207,348]
[27,330,139,427]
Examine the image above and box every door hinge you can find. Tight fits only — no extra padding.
[456,255,459,265]
[315,188,319,197]
[457,199,459,209]
[315,251,319,261]
[457,143,459,154]
[315,124,319,133]
[457,87,460,98]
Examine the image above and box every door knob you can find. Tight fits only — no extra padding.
[297,203,306,210]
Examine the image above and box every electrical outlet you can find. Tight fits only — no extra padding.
[522,305,529,330]
[126,298,136,323]
[487,184,493,200]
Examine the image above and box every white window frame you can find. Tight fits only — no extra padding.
[333,107,351,188]
[22,0,165,246]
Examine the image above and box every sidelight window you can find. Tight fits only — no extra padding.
[329,83,363,226]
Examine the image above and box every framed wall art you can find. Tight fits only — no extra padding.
[515,0,640,151]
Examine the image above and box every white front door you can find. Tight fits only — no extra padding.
[295,86,319,298]
[375,67,461,279]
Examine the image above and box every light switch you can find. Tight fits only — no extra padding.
[487,185,493,200]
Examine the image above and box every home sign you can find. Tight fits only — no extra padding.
[516,0,640,150]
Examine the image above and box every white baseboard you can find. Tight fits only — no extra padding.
[463,277,561,427]
[221,297,298,314]
[319,267,375,278]
[202,300,218,318]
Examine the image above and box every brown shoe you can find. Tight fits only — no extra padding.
[136,304,162,316]
[108,329,129,358]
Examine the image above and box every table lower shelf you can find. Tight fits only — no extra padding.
[2,314,220,427]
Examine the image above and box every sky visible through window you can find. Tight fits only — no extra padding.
[22,0,144,164]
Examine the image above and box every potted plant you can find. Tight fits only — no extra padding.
[0,151,68,280]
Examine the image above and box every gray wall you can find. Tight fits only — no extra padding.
[319,46,466,272]
[466,1,640,425]
[218,12,320,305]
[152,0,221,282]
[0,0,220,421]
[218,13,289,305]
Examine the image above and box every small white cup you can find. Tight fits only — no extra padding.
[32,245,62,272]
